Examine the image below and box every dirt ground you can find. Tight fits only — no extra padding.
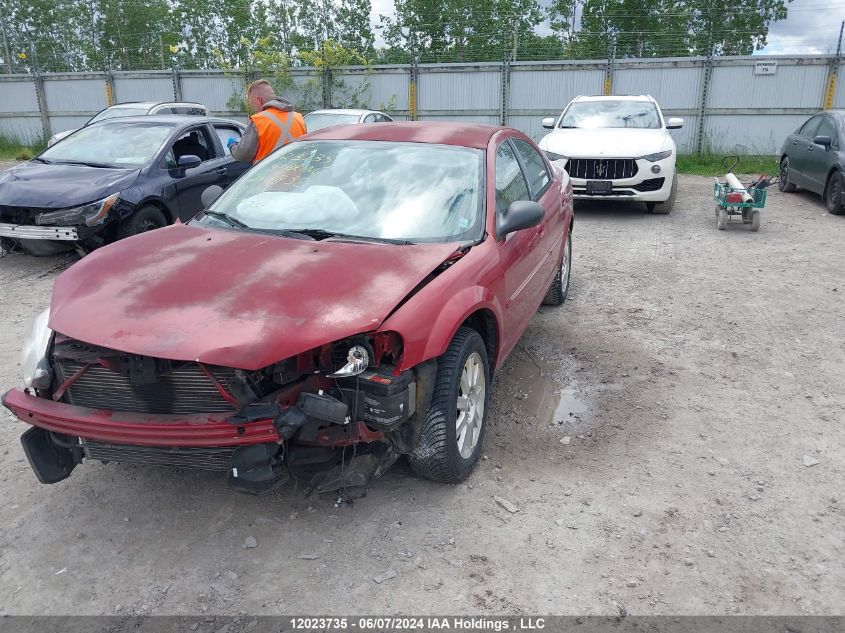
[0,171,842,616]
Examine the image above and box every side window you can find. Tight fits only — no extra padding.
[214,125,242,157]
[377,114,392,122]
[800,116,822,138]
[495,141,530,214]
[170,126,216,163]
[815,117,837,145]
[512,138,551,199]
[156,107,175,115]
[363,113,377,123]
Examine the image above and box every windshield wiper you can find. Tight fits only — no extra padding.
[31,157,52,164]
[287,228,414,245]
[203,210,251,229]
[54,160,114,168]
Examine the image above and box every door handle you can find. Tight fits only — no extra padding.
[793,140,798,145]
[808,146,814,152]
[214,166,227,174]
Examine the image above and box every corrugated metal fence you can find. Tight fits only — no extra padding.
[0,54,839,154]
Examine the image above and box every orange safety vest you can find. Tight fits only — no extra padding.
[251,107,307,163]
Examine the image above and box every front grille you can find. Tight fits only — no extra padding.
[633,177,665,192]
[0,205,44,225]
[56,360,238,415]
[83,440,235,470]
[566,159,638,180]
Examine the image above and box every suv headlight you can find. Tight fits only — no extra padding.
[544,150,568,163]
[22,309,52,390]
[35,193,120,227]
[641,150,673,162]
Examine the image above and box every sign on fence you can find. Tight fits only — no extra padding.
[754,60,778,75]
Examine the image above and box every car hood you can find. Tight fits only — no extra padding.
[0,162,139,208]
[49,223,461,370]
[539,127,672,159]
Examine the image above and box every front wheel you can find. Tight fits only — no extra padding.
[409,327,490,483]
[825,171,845,215]
[716,208,729,230]
[117,205,168,240]
[651,173,677,214]
[542,230,572,306]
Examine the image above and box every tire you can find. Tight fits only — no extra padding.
[117,205,168,240]
[825,171,845,215]
[651,173,677,214]
[542,230,571,306]
[717,208,729,230]
[778,157,796,193]
[409,327,490,483]
[749,210,761,232]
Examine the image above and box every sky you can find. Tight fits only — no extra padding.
[369,0,845,55]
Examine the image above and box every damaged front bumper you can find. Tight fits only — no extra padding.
[0,222,80,241]
[2,359,434,493]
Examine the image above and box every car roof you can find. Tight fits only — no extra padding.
[108,101,206,110]
[574,95,654,102]
[301,121,502,149]
[306,109,375,116]
[91,115,241,127]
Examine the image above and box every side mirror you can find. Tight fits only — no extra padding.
[497,200,545,239]
[542,117,556,129]
[814,135,833,149]
[201,185,224,208]
[666,117,684,129]
[177,154,202,171]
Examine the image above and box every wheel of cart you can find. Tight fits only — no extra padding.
[712,182,767,232]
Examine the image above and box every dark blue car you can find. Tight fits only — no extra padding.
[779,110,845,215]
[0,116,249,255]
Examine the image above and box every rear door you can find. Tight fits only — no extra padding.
[166,124,228,220]
[494,138,548,355]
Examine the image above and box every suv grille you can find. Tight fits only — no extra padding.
[566,159,638,180]
[55,359,238,415]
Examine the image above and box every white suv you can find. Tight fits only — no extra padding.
[538,95,683,214]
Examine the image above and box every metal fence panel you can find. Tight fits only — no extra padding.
[47,115,92,135]
[43,77,107,114]
[418,70,500,110]
[509,68,604,110]
[704,113,808,154]
[180,73,244,113]
[0,79,39,112]
[709,62,827,109]
[335,70,408,111]
[0,117,43,144]
[113,75,175,102]
[613,66,703,109]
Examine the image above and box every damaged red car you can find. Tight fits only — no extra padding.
[3,122,573,493]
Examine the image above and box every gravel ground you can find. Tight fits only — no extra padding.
[0,173,842,616]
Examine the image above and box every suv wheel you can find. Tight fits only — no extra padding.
[825,171,845,215]
[650,174,677,214]
[409,327,489,483]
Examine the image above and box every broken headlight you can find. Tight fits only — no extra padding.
[35,193,120,227]
[330,343,372,378]
[21,309,52,390]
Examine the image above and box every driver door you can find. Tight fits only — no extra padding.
[165,125,228,220]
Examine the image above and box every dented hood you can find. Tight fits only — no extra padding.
[49,223,460,370]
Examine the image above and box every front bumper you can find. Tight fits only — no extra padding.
[2,388,280,447]
[0,222,79,241]
[569,157,674,202]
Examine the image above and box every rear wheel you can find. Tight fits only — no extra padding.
[825,171,845,215]
[778,157,796,193]
[409,327,489,483]
[651,173,677,214]
[716,208,729,230]
[117,205,168,240]
[542,230,571,306]
[749,210,761,232]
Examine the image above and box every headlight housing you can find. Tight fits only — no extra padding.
[21,309,53,390]
[640,150,673,162]
[544,150,568,163]
[35,193,120,227]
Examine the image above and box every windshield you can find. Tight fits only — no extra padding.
[89,106,150,124]
[304,112,360,132]
[199,140,484,243]
[560,100,661,129]
[39,122,173,167]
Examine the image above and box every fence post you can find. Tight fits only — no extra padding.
[171,65,182,101]
[823,21,843,109]
[500,59,510,126]
[604,35,616,94]
[696,53,713,155]
[32,70,51,141]
[408,60,418,121]
[105,69,116,106]
[322,67,332,108]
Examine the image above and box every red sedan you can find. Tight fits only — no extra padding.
[4,122,574,492]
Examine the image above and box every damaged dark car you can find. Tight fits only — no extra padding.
[3,122,574,493]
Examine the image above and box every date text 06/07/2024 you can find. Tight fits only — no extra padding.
[288,617,547,630]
